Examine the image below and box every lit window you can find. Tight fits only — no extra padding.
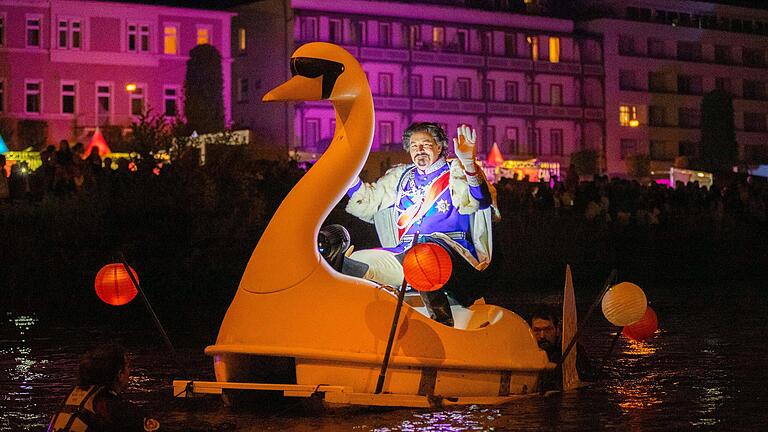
[433,26,445,47]
[164,25,178,55]
[61,82,77,114]
[549,37,560,63]
[25,80,42,114]
[58,19,82,50]
[26,15,42,48]
[163,87,179,117]
[130,86,145,116]
[196,26,210,45]
[619,105,638,126]
[527,35,539,61]
[96,83,112,126]
[238,28,246,52]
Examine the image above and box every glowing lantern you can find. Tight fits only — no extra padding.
[486,142,505,166]
[125,83,137,92]
[94,263,139,306]
[629,119,640,127]
[622,306,658,341]
[601,282,647,326]
[85,128,111,158]
[0,133,8,153]
[402,243,452,292]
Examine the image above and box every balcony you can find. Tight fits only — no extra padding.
[360,46,409,62]
[534,61,581,74]
[412,98,485,114]
[410,49,484,67]
[372,95,411,110]
[583,64,604,76]
[486,56,533,71]
[487,102,534,116]
[534,105,583,118]
[584,108,605,120]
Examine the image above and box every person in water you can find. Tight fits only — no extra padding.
[343,122,498,327]
[530,307,595,390]
[48,344,160,432]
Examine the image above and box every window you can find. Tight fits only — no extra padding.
[527,35,539,60]
[25,80,42,114]
[620,139,638,159]
[550,129,563,155]
[379,73,392,96]
[743,47,766,67]
[456,29,468,53]
[163,86,179,117]
[677,74,703,95]
[379,121,394,146]
[677,41,701,61]
[619,105,638,126]
[379,22,391,48]
[96,83,112,126]
[164,25,178,55]
[743,80,766,100]
[301,17,317,41]
[503,32,517,57]
[648,72,667,92]
[649,105,666,126]
[619,70,639,90]
[236,78,248,102]
[432,26,445,48]
[504,127,518,154]
[0,79,4,113]
[352,20,366,45]
[196,26,210,45]
[303,118,320,148]
[647,38,665,58]
[433,76,446,99]
[328,19,342,44]
[715,45,731,64]
[618,35,635,55]
[715,77,732,94]
[678,108,701,128]
[505,81,518,102]
[26,15,42,48]
[0,14,5,47]
[409,75,422,97]
[527,127,540,155]
[409,25,421,48]
[484,126,495,153]
[549,36,560,63]
[456,78,471,100]
[484,79,495,101]
[61,81,76,114]
[528,82,540,104]
[679,141,699,158]
[58,18,82,50]
[129,85,145,116]
[550,84,562,106]
[237,28,246,52]
[744,112,767,132]
[650,140,676,161]
[128,23,150,53]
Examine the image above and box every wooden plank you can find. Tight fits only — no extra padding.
[172,380,348,398]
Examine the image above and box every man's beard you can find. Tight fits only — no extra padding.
[414,154,432,168]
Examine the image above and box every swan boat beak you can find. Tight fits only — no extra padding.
[263,56,346,102]
[262,75,323,102]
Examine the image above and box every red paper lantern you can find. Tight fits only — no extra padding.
[94,263,139,306]
[402,243,452,292]
[622,306,658,341]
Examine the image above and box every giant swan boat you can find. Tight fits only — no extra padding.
[174,42,571,408]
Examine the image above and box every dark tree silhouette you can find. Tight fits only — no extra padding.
[184,44,225,134]
[699,90,737,172]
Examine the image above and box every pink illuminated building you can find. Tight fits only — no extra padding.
[0,0,233,150]
[232,0,606,169]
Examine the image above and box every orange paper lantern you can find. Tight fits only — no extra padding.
[94,263,139,306]
[622,306,658,341]
[402,243,453,292]
[601,282,647,326]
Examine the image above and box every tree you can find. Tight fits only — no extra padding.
[626,154,651,179]
[184,44,225,134]
[570,149,599,176]
[699,90,737,172]
[17,119,48,149]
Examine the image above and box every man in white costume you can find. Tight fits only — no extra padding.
[344,122,498,326]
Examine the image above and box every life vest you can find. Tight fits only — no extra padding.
[48,385,103,432]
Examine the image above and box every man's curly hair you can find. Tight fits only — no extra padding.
[401,122,449,159]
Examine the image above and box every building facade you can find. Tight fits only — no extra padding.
[0,0,234,149]
[232,0,605,171]
[581,0,768,175]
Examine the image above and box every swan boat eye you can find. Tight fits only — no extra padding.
[290,57,345,99]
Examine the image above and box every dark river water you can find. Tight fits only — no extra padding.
[2,282,768,431]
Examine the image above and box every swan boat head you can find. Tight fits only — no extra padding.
[237,42,375,295]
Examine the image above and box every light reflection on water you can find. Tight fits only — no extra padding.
[3,287,768,431]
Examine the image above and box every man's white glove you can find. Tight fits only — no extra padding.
[453,124,478,173]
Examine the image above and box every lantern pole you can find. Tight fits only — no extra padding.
[560,269,617,364]
[118,252,187,375]
[594,326,622,382]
